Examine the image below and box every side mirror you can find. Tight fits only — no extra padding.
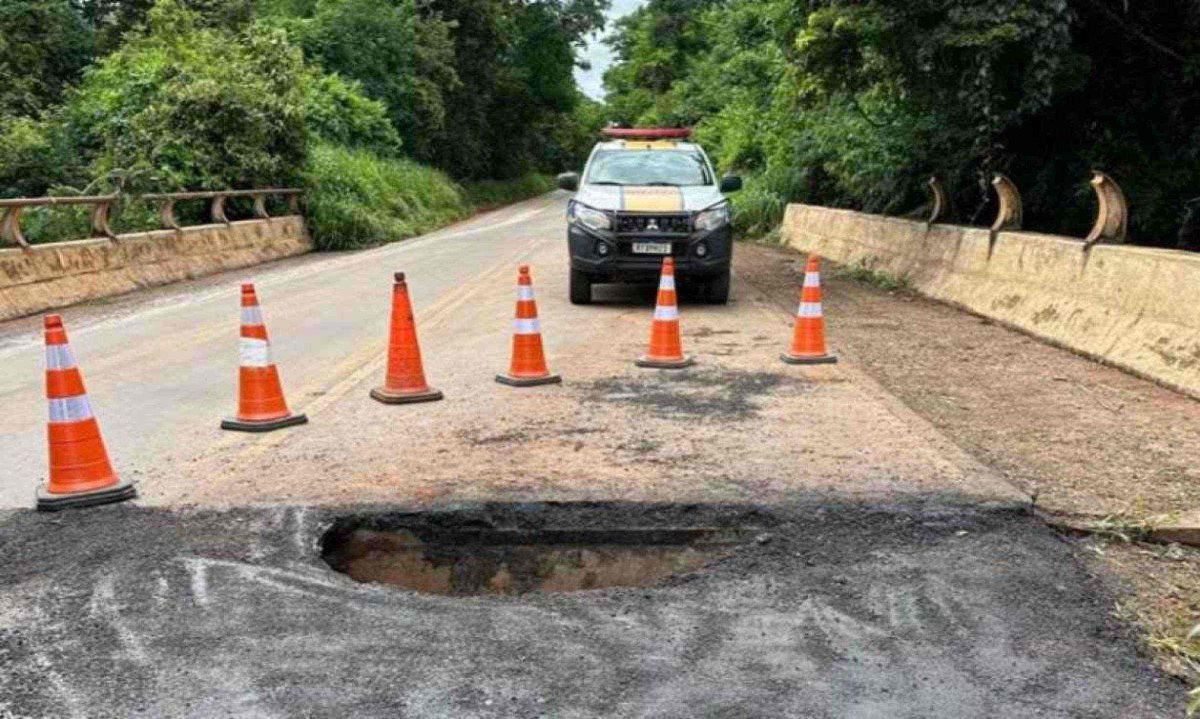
[719,175,743,193]
[556,172,580,192]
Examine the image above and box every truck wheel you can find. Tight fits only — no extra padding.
[703,269,731,304]
[570,269,592,305]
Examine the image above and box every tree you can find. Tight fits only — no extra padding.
[424,0,609,178]
[0,0,94,119]
[80,0,255,54]
[64,0,308,191]
[603,0,1200,245]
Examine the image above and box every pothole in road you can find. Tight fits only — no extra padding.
[320,507,750,596]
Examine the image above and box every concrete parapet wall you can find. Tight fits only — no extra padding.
[0,217,312,321]
[781,204,1200,399]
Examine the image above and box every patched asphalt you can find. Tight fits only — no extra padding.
[0,500,1181,717]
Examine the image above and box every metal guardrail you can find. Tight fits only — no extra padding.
[0,188,303,250]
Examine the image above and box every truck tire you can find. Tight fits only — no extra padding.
[570,268,592,305]
[703,269,731,304]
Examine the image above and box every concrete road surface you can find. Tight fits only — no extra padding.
[0,193,1184,716]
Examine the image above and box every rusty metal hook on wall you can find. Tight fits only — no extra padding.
[990,174,1023,233]
[90,199,117,240]
[926,177,947,226]
[1,205,29,250]
[1084,171,1128,249]
[987,173,1022,257]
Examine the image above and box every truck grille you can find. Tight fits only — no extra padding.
[615,214,691,235]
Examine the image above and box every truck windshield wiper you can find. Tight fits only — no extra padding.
[642,182,682,186]
[587,181,625,186]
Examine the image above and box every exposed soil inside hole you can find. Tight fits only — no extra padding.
[321,508,751,596]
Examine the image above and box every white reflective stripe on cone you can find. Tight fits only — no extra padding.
[796,302,823,318]
[654,305,679,321]
[241,306,265,326]
[514,318,541,335]
[239,338,273,367]
[659,275,676,291]
[49,395,93,422]
[517,286,535,301]
[803,272,821,288]
[45,344,77,370]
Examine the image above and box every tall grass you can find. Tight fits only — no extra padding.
[463,174,555,210]
[304,144,556,251]
[303,143,468,251]
[731,174,787,237]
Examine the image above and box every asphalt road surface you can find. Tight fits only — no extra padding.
[0,193,1184,715]
[0,502,1179,717]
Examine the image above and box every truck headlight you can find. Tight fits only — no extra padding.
[694,203,730,232]
[569,202,612,232]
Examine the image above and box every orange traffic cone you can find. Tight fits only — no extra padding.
[637,257,694,369]
[497,265,561,387]
[371,272,444,404]
[37,315,136,511]
[221,284,308,432]
[781,256,838,365]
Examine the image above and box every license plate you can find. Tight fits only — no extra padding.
[632,242,672,255]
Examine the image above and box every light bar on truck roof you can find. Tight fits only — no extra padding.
[601,127,693,140]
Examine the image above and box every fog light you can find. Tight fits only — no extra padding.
[695,242,709,258]
[596,242,610,257]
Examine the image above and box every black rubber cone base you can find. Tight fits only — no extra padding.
[37,478,137,512]
[636,355,695,369]
[496,373,562,387]
[370,386,444,405]
[780,352,838,365]
[221,413,309,433]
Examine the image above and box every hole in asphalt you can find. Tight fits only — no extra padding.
[321,508,749,596]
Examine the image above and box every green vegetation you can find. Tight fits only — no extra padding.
[602,0,1200,248]
[831,259,911,293]
[66,2,307,192]
[463,175,556,211]
[0,0,605,247]
[8,0,1197,252]
[303,143,464,250]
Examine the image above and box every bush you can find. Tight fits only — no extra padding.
[301,72,402,156]
[64,0,308,192]
[0,116,84,197]
[303,142,466,250]
[731,174,786,237]
[462,174,554,210]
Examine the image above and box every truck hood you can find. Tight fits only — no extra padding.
[575,184,725,213]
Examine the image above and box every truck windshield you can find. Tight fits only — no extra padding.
[585,150,712,187]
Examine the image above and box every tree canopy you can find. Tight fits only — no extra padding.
[0,0,609,198]
[604,0,1200,246]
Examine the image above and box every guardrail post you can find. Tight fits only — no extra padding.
[211,194,229,224]
[1084,171,1128,248]
[159,198,180,230]
[986,173,1023,257]
[926,177,948,226]
[89,197,117,240]
[252,193,270,220]
[1,205,30,250]
[990,174,1023,233]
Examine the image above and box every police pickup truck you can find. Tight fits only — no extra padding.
[557,128,742,304]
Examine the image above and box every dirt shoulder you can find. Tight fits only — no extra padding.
[735,239,1200,688]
